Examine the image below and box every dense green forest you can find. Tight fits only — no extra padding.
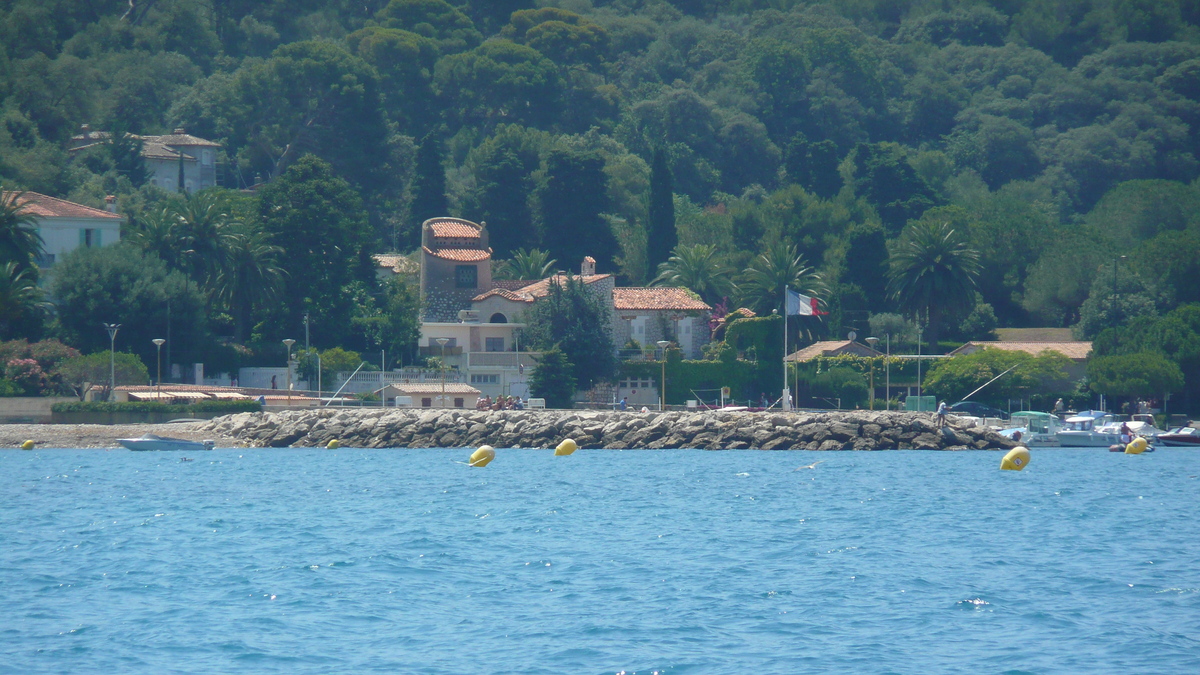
[2,0,1200,405]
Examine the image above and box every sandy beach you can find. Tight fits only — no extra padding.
[0,423,243,449]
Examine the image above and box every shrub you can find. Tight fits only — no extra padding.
[51,400,262,414]
[4,358,48,395]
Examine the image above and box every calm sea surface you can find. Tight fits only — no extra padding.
[2,447,1199,674]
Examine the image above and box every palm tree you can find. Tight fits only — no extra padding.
[651,243,736,304]
[498,248,557,281]
[171,191,238,289]
[0,189,45,266]
[213,224,286,343]
[125,205,180,268]
[738,240,825,315]
[0,262,50,339]
[886,220,981,347]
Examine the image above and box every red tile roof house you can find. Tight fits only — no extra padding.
[3,191,123,269]
[948,340,1093,381]
[416,217,716,399]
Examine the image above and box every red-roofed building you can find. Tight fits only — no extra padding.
[416,215,717,397]
[2,191,123,268]
[612,287,712,359]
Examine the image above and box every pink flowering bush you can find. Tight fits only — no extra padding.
[5,358,49,395]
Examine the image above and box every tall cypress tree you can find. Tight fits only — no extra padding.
[410,132,448,242]
[646,147,676,272]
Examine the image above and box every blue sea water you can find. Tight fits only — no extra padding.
[2,447,1199,675]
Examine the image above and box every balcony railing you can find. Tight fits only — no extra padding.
[418,345,463,357]
[467,352,540,368]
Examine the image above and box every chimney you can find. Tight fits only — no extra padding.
[581,256,596,276]
[80,123,91,134]
[104,195,117,213]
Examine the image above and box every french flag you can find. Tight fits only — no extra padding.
[786,289,827,316]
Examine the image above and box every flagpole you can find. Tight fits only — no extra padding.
[783,294,789,411]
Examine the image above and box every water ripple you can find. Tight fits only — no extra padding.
[3,448,1200,673]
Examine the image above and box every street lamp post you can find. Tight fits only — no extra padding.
[657,340,670,411]
[916,323,924,403]
[103,323,120,401]
[436,338,449,408]
[152,338,165,398]
[1111,255,1128,320]
[282,339,295,407]
[885,333,890,411]
[866,337,879,410]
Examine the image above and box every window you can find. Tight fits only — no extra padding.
[489,313,508,323]
[485,337,504,352]
[80,229,101,248]
[202,150,214,166]
[471,374,499,384]
[455,265,478,288]
[454,397,464,408]
[421,397,432,407]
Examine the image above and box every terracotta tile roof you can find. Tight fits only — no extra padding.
[385,383,482,395]
[515,274,611,299]
[786,341,883,362]
[491,279,536,290]
[4,191,122,220]
[950,341,1093,360]
[71,129,219,148]
[612,287,711,311]
[423,247,492,262]
[147,129,221,147]
[141,140,195,161]
[473,288,534,303]
[428,218,481,239]
[728,308,756,319]
[373,253,419,274]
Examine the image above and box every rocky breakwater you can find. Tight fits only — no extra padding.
[198,409,1017,451]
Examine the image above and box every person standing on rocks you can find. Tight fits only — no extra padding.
[936,400,948,427]
[619,397,627,411]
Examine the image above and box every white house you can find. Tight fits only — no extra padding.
[70,125,222,193]
[5,191,123,269]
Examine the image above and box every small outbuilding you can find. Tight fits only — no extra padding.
[383,382,482,409]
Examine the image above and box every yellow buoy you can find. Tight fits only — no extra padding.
[469,445,495,467]
[1001,446,1030,471]
[1125,437,1148,454]
[20,440,34,450]
[326,439,340,449]
[555,438,578,456]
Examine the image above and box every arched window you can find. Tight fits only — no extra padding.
[489,313,508,323]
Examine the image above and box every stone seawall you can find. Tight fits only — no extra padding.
[197,409,1018,451]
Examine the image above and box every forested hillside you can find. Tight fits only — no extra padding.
[3,0,1200,359]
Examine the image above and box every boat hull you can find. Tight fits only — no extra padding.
[1157,435,1200,447]
[118,437,212,452]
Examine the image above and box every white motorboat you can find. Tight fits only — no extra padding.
[118,434,215,452]
[1097,414,1166,441]
[1056,410,1123,447]
[1000,411,1063,447]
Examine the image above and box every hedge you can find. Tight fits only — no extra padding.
[52,400,262,414]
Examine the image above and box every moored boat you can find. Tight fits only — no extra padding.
[1000,411,1063,447]
[118,434,215,452]
[1157,426,1200,447]
[1055,410,1123,447]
